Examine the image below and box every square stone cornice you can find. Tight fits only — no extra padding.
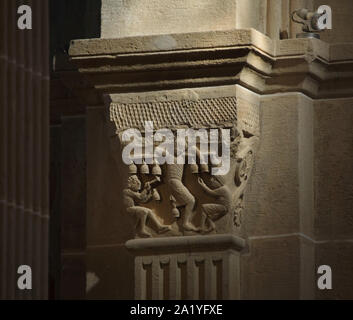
[66,28,353,102]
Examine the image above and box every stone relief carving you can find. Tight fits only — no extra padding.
[198,177,231,233]
[166,163,199,232]
[111,88,260,238]
[123,175,171,238]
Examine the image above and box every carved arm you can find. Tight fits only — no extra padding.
[198,178,219,197]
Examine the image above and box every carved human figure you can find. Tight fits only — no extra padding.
[166,163,199,232]
[123,175,170,238]
[198,177,232,233]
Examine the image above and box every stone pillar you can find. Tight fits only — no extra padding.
[68,29,264,299]
[126,235,245,300]
[0,0,50,300]
[0,0,9,299]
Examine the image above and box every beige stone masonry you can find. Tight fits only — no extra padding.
[126,235,245,300]
[68,29,353,100]
[65,24,353,300]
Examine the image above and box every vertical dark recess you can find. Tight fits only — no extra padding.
[49,0,101,70]
[49,0,101,299]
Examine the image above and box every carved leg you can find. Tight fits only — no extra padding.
[200,212,215,234]
[206,219,216,233]
[146,210,171,234]
[127,207,152,238]
[168,178,200,232]
[138,212,152,238]
[200,204,227,233]
[183,197,200,232]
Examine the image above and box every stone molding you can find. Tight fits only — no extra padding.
[126,234,246,255]
[126,235,245,300]
[68,28,353,101]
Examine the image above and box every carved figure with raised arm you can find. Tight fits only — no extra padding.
[123,175,171,238]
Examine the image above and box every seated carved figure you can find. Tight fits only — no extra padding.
[124,175,170,238]
[198,177,232,233]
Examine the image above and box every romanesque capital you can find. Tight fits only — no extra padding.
[109,86,260,239]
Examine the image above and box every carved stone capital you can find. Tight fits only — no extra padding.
[108,85,260,239]
[65,28,353,240]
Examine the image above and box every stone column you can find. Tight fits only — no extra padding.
[126,235,245,300]
[68,29,264,299]
[0,0,50,300]
[0,0,9,299]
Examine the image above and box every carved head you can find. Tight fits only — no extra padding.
[128,175,141,192]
